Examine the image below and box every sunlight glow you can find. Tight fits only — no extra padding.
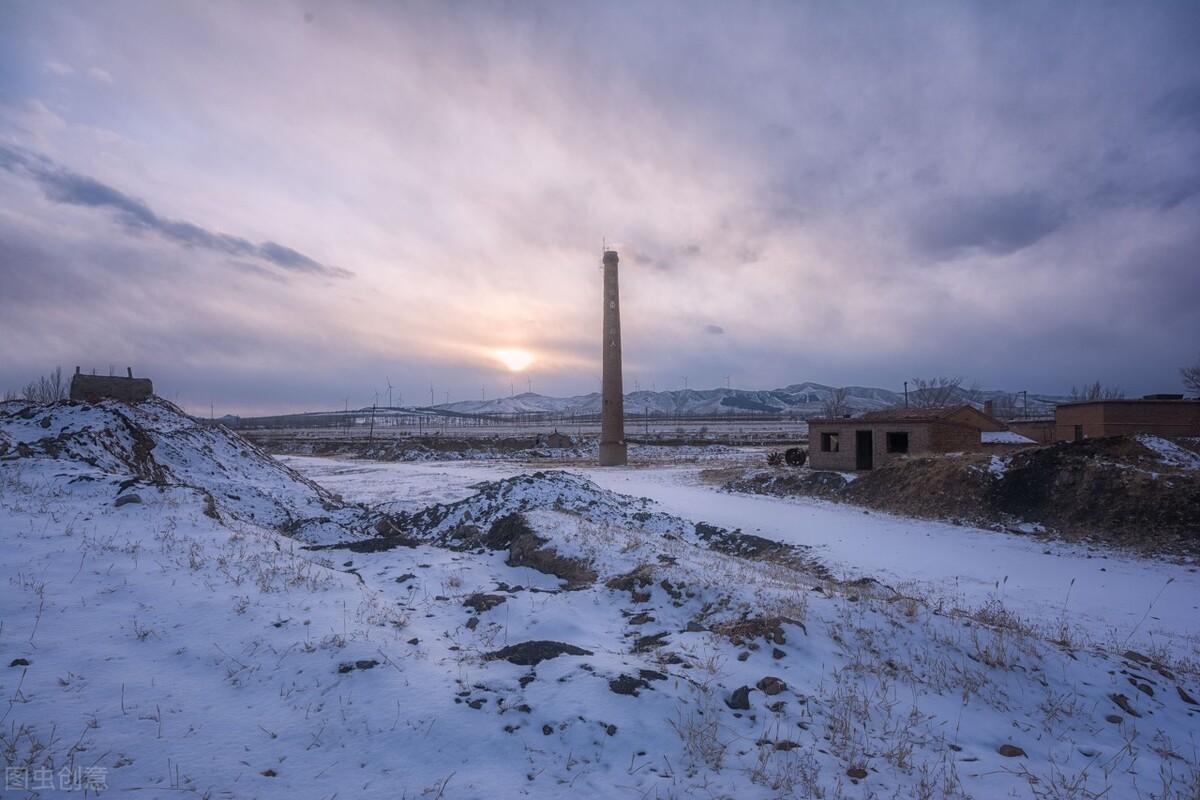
[494,348,535,372]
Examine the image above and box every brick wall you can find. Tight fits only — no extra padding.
[1055,401,1200,439]
[69,374,154,403]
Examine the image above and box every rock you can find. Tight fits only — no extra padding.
[627,612,654,626]
[542,724,553,735]
[487,641,593,666]
[757,676,787,696]
[114,493,142,507]
[997,744,1026,758]
[507,531,597,589]
[1110,693,1141,718]
[725,686,752,710]
[395,573,417,583]
[605,723,617,736]
[1105,714,1123,724]
[847,766,868,779]
[736,651,750,662]
[465,617,479,630]
[1176,685,1198,706]
[605,564,655,593]
[772,648,786,660]
[632,632,670,653]
[484,513,534,549]
[463,593,507,613]
[609,674,651,696]
[9,658,30,667]
[638,669,667,682]
[406,637,419,645]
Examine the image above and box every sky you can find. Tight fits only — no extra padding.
[1,1,1198,415]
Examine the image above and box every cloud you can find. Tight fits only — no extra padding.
[912,192,1065,259]
[42,60,73,76]
[87,66,113,84]
[702,324,724,335]
[0,145,350,279]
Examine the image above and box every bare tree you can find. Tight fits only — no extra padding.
[908,376,967,408]
[1182,356,1200,395]
[19,367,68,404]
[821,387,850,418]
[1069,381,1124,401]
[989,392,1020,419]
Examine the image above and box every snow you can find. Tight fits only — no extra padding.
[982,430,1036,444]
[3,401,1199,799]
[1137,434,1200,470]
[285,457,1200,661]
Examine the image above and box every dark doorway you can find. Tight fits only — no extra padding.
[1073,425,1083,442]
[855,430,874,470]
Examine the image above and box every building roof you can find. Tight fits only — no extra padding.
[1057,398,1199,408]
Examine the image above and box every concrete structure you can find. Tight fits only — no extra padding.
[69,366,153,404]
[1054,397,1200,440]
[807,405,1004,471]
[598,249,627,466]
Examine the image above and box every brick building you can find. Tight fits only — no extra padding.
[1054,397,1200,440]
[69,367,153,404]
[807,405,1004,471]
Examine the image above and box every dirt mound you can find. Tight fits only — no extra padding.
[0,398,370,542]
[728,436,1200,557]
[355,470,822,571]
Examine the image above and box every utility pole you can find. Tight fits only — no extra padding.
[429,385,434,406]
[1021,390,1028,418]
[725,375,730,390]
[682,376,688,391]
[904,381,909,408]
[527,378,532,394]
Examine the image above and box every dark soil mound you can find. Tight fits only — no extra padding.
[729,436,1200,558]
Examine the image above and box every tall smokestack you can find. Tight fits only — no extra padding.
[599,249,627,466]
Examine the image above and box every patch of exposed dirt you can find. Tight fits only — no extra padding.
[727,436,1200,558]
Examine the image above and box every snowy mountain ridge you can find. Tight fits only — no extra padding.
[434,381,1065,417]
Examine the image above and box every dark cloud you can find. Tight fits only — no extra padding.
[702,324,724,335]
[913,193,1065,259]
[0,145,350,279]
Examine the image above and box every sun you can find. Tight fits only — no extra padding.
[494,348,535,372]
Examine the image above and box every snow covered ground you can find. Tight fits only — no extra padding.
[283,456,1200,663]
[2,401,1198,799]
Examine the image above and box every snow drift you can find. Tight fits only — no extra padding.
[0,397,369,542]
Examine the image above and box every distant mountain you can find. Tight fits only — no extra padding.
[433,382,1065,418]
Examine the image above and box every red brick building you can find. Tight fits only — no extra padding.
[1054,397,1200,440]
[807,405,1004,471]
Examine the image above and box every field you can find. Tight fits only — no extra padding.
[2,399,1198,798]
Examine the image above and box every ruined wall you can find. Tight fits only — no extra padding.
[69,374,153,404]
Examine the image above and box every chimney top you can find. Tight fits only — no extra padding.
[602,250,619,266]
